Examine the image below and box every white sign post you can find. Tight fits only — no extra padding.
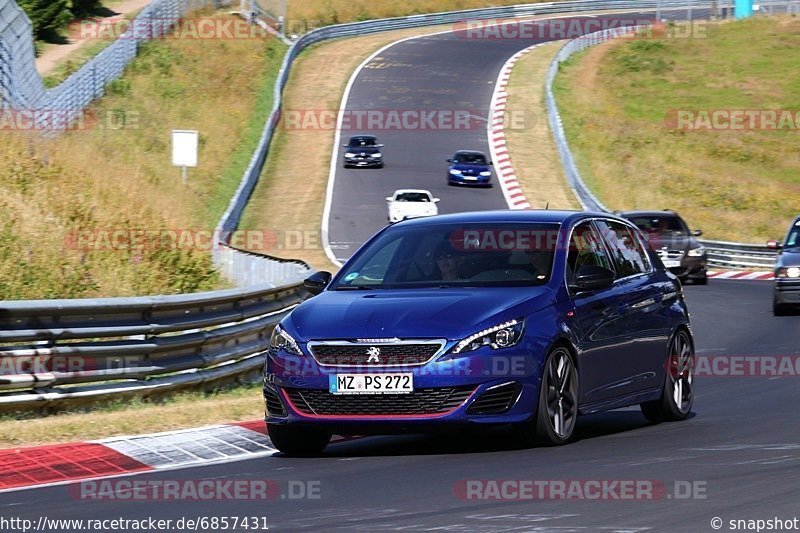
[171,130,198,185]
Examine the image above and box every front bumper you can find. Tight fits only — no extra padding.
[448,174,492,186]
[264,348,541,431]
[666,254,707,279]
[345,156,382,167]
[774,279,800,305]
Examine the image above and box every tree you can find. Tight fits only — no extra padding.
[70,0,104,17]
[17,0,72,40]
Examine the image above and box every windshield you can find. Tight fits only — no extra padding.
[349,137,377,147]
[333,222,560,289]
[395,193,431,202]
[628,215,689,237]
[785,223,800,249]
[453,153,487,165]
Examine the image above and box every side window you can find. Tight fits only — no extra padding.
[567,221,613,277]
[596,220,651,278]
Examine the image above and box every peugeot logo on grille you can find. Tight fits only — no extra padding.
[366,346,381,363]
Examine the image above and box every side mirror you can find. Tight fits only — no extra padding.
[488,161,494,166]
[303,271,332,296]
[432,198,440,203]
[378,144,384,147]
[569,265,616,292]
[767,240,783,250]
[446,158,453,163]
[342,144,348,148]
[692,229,703,237]
[386,197,393,202]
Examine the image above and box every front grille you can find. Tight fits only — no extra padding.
[659,250,684,260]
[264,388,286,417]
[309,343,442,366]
[466,382,521,415]
[285,386,474,416]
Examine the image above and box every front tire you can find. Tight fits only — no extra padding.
[267,424,331,456]
[640,329,694,423]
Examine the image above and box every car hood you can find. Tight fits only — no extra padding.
[450,163,490,172]
[777,248,800,267]
[390,202,436,214]
[287,287,554,341]
[645,234,698,251]
[346,146,380,154]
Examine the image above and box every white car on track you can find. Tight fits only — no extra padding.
[386,189,440,223]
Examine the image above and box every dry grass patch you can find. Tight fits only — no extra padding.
[505,40,579,210]
[0,387,264,449]
[553,17,800,242]
[0,13,285,299]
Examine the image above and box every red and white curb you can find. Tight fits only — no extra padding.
[0,420,277,493]
[488,44,541,211]
[708,270,774,281]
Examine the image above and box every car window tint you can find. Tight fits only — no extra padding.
[596,220,651,278]
[567,222,613,276]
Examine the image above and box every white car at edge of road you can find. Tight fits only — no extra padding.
[386,189,440,223]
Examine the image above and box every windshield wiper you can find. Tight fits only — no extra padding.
[335,285,377,291]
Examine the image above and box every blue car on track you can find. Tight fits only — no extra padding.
[447,150,493,187]
[264,210,695,455]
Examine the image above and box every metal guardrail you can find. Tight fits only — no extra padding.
[0,282,307,412]
[544,14,789,270]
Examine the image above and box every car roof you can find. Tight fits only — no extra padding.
[393,189,432,196]
[394,209,605,226]
[453,150,486,156]
[617,210,682,218]
[348,134,377,140]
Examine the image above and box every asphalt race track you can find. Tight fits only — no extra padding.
[325,10,703,263]
[3,281,799,531]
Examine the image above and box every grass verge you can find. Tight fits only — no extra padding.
[0,386,264,449]
[553,17,800,242]
[0,12,286,299]
[505,41,579,210]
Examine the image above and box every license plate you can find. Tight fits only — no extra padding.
[329,374,414,395]
[462,176,478,181]
[663,260,681,268]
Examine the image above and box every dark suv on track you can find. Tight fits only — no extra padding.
[768,216,800,316]
[618,211,708,285]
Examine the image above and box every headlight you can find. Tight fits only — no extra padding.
[269,324,302,355]
[370,153,382,158]
[479,171,492,176]
[345,152,356,158]
[777,267,800,279]
[687,246,706,257]
[449,169,462,175]
[452,319,525,354]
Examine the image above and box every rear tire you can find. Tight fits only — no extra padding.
[694,274,708,285]
[267,424,331,456]
[640,330,694,423]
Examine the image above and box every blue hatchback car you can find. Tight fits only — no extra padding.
[264,211,695,455]
[447,150,493,187]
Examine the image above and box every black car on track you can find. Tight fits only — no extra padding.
[618,210,708,285]
[343,135,384,168]
[768,216,800,316]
